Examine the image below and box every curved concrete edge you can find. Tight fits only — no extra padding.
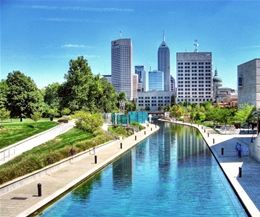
[160,119,260,217]
[12,125,160,217]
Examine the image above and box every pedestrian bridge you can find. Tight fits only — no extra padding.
[147,111,166,117]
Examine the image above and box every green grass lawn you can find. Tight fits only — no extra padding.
[1,117,51,124]
[0,121,58,149]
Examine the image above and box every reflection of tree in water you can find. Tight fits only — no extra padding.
[71,172,102,201]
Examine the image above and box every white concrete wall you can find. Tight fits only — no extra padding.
[249,134,260,162]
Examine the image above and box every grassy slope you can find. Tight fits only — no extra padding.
[0,121,58,149]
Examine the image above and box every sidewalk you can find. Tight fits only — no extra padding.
[0,124,159,217]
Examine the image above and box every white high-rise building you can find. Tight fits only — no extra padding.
[158,32,170,91]
[176,52,213,103]
[111,38,133,100]
[132,74,138,99]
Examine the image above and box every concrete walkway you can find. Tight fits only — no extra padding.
[0,124,159,217]
[0,121,260,216]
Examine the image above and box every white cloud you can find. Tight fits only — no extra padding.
[239,45,260,49]
[31,5,134,12]
[37,17,91,22]
[61,44,89,48]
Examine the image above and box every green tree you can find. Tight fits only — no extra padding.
[6,71,43,122]
[195,112,206,123]
[144,105,150,111]
[61,108,71,116]
[164,104,171,111]
[73,110,103,133]
[30,111,42,127]
[48,108,59,120]
[59,56,100,113]
[0,108,10,127]
[170,105,183,119]
[96,77,118,113]
[44,82,61,109]
[0,80,9,108]
[234,104,255,128]
[171,94,176,106]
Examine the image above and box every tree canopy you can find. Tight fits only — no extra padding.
[0,79,9,108]
[59,56,119,113]
[6,71,43,121]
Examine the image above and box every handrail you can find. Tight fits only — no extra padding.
[0,122,74,162]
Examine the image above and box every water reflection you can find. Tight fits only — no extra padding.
[37,121,247,217]
[112,151,133,190]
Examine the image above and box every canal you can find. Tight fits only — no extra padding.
[36,121,247,216]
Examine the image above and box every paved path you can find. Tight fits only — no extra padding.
[0,121,260,216]
[0,121,75,166]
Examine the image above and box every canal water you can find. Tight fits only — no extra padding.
[37,121,248,216]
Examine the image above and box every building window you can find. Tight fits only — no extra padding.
[238,76,243,87]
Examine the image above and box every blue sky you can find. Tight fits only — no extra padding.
[1,0,260,90]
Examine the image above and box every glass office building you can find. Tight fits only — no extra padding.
[149,70,164,91]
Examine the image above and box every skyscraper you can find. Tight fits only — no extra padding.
[135,65,146,92]
[176,52,213,103]
[149,70,164,91]
[111,38,133,100]
[158,32,170,91]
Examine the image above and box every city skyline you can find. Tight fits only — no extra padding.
[1,0,260,90]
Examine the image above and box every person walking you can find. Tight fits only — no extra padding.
[237,144,242,158]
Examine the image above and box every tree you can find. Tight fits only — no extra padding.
[96,77,118,113]
[158,105,163,111]
[0,108,10,127]
[30,111,42,127]
[171,94,176,106]
[234,104,255,128]
[0,80,9,108]
[144,105,150,111]
[73,110,103,133]
[48,108,59,120]
[164,104,171,111]
[44,82,61,109]
[59,56,107,113]
[170,105,183,119]
[6,71,43,122]
[61,108,71,116]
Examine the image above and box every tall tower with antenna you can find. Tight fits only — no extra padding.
[194,40,199,52]
[158,31,170,91]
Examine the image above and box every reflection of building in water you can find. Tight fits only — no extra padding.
[112,150,133,189]
[177,126,209,160]
[135,140,147,164]
[158,122,172,181]
[158,122,171,166]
